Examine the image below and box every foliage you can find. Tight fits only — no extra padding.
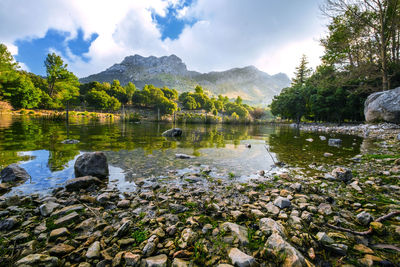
[86,89,121,111]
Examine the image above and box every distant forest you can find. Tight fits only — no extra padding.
[0,46,265,121]
[270,0,400,123]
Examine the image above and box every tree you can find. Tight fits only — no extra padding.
[0,44,18,72]
[44,53,79,108]
[292,54,312,86]
[235,96,243,105]
[323,0,400,90]
[183,95,197,109]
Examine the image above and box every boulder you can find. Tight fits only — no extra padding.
[364,87,400,123]
[0,164,30,183]
[74,152,109,179]
[162,128,182,137]
[142,254,168,267]
[265,233,305,267]
[86,241,101,258]
[39,202,60,217]
[65,176,103,191]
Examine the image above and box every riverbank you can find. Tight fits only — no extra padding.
[0,131,399,266]
[298,122,400,140]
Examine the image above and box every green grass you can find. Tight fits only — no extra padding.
[131,229,149,246]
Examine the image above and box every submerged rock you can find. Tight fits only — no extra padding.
[162,128,182,137]
[0,164,30,183]
[328,139,342,147]
[364,86,400,123]
[65,176,103,191]
[331,167,353,183]
[74,152,109,179]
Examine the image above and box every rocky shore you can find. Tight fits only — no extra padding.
[298,122,400,140]
[0,133,399,266]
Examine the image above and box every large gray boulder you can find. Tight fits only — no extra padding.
[364,87,400,123]
[0,164,30,183]
[74,152,109,179]
[162,128,182,137]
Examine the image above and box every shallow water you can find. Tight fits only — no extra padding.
[0,114,364,195]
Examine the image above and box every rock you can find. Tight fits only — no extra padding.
[305,138,313,142]
[0,164,30,183]
[178,228,197,249]
[125,252,141,266]
[328,139,342,147]
[265,202,280,216]
[16,254,59,267]
[115,220,131,237]
[289,183,302,192]
[65,176,103,191]
[61,139,80,144]
[228,248,256,267]
[273,197,291,209]
[142,254,168,267]
[172,258,190,267]
[356,211,373,226]
[54,211,80,227]
[331,167,353,183]
[370,221,384,234]
[0,217,17,231]
[220,222,249,245]
[324,152,333,157]
[265,233,305,267]
[52,204,84,217]
[143,235,159,256]
[49,243,75,256]
[49,227,70,240]
[318,203,332,215]
[349,181,362,192]
[39,201,60,217]
[354,244,374,254]
[175,154,195,159]
[162,128,182,137]
[259,217,286,237]
[74,152,109,179]
[364,87,400,123]
[397,133,400,141]
[86,241,101,258]
[319,136,326,141]
[316,232,334,245]
[325,243,348,255]
[116,199,130,208]
[97,193,111,203]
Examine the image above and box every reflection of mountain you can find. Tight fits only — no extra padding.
[80,54,291,105]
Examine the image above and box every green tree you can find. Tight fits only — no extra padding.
[235,96,243,105]
[44,53,79,108]
[292,54,312,86]
[0,44,18,71]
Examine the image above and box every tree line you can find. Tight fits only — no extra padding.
[0,44,265,119]
[270,0,400,123]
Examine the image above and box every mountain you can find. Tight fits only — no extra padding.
[80,54,291,105]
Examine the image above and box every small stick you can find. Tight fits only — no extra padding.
[326,211,400,236]
[264,145,277,165]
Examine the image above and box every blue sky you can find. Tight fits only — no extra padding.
[0,0,326,78]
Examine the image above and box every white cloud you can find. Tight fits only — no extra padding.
[0,0,327,78]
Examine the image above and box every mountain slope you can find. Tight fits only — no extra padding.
[80,54,291,105]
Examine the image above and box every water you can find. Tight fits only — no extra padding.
[0,114,364,195]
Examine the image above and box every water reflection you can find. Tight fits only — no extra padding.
[0,115,364,195]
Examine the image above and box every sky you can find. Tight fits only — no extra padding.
[0,0,327,78]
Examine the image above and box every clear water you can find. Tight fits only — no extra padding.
[0,114,364,195]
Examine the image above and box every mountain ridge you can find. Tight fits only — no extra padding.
[80,54,291,105]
